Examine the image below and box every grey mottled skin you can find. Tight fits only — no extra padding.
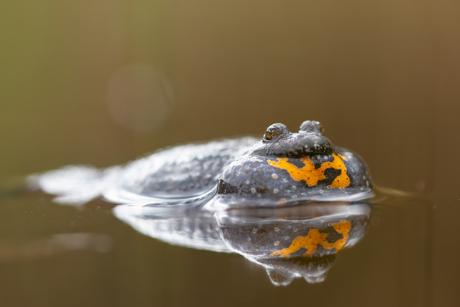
[115,137,256,198]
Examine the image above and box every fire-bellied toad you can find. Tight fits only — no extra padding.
[29,120,373,207]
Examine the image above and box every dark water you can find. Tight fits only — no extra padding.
[1,1,460,306]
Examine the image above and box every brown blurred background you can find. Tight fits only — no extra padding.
[1,0,459,306]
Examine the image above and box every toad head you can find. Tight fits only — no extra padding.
[216,120,373,204]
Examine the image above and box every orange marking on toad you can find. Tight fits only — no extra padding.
[270,220,351,257]
[267,153,350,188]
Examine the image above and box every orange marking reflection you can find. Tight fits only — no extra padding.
[267,153,350,188]
[270,220,351,257]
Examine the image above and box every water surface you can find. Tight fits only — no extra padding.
[1,1,460,306]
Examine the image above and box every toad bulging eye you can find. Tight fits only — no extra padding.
[264,123,288,141]
[299,120,325,134]
[264,128,280,140]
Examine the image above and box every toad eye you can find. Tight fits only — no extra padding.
[299,120,325,134]
[263,123,288,141]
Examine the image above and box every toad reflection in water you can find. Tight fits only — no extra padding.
[27,120,376,285]
[114,202,371,285]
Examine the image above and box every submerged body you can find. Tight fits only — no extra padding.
[29,120,373,207]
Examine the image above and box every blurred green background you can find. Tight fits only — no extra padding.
[1,0,460,306]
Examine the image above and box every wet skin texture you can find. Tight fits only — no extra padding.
[217,120,373,203]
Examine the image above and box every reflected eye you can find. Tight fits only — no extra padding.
[264,124,287,141]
